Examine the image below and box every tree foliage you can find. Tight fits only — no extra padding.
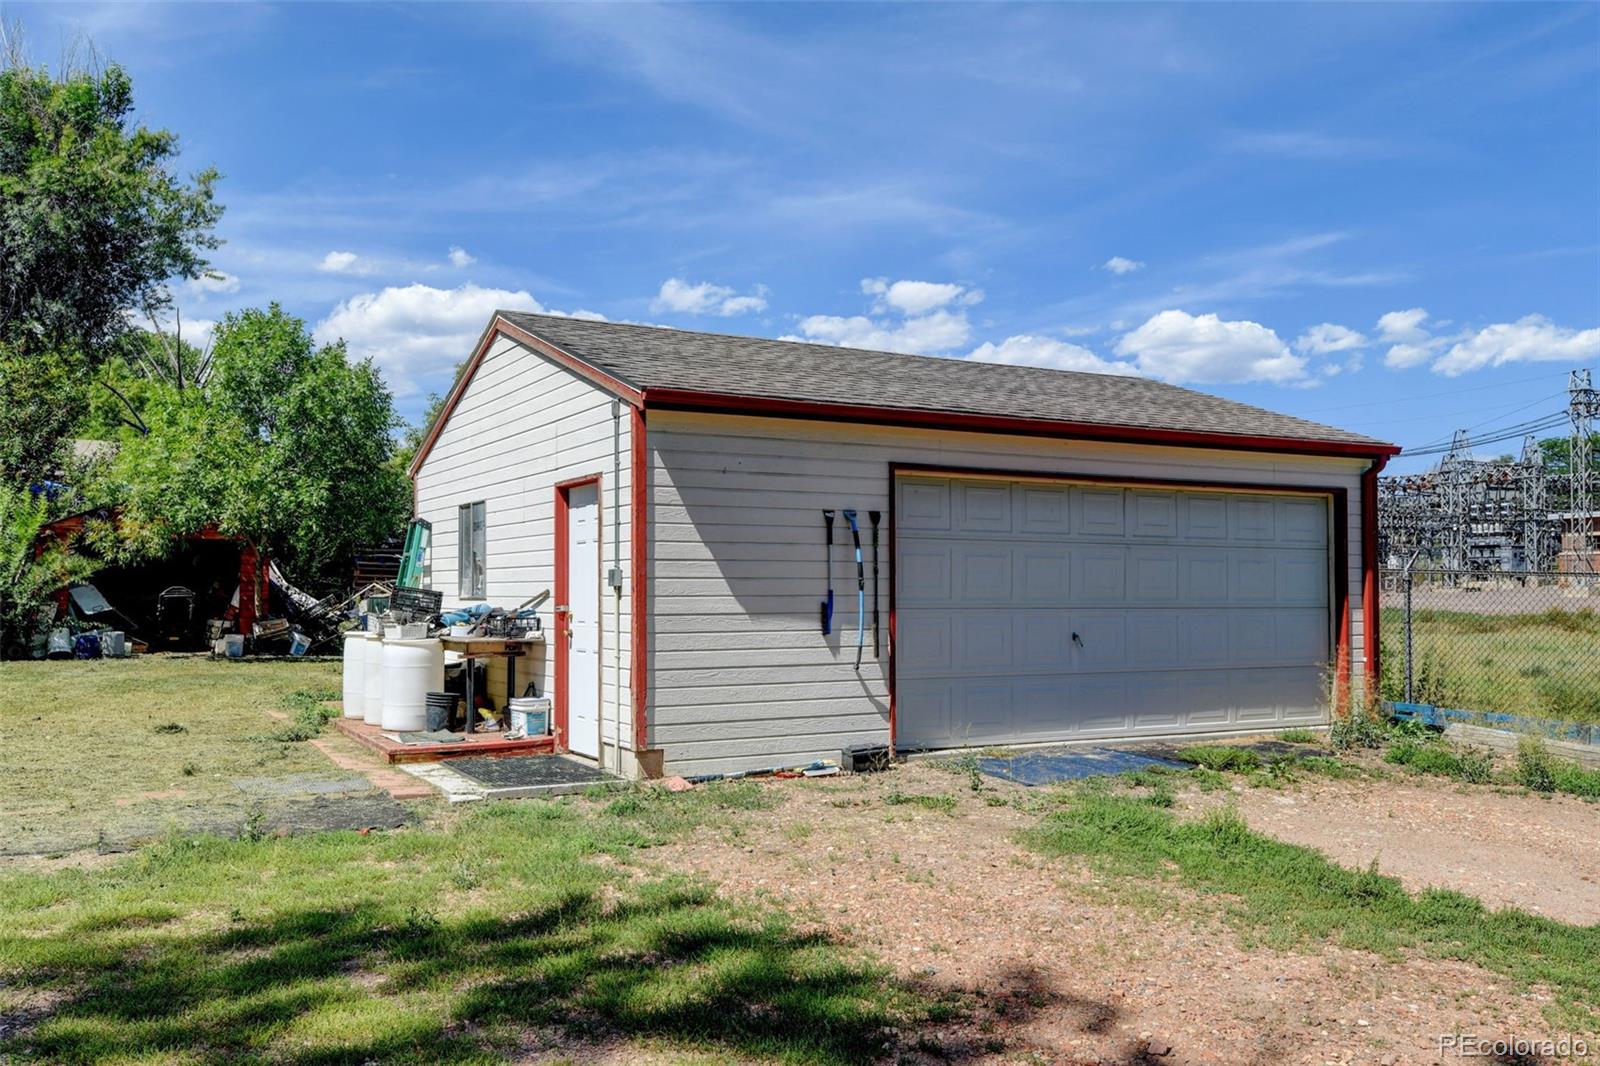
[0,481,94,657]
[111,306,412,593]
[0,42,221,357]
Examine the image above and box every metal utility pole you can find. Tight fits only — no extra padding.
[1571,370,1599,573]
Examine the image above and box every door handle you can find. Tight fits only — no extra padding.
[1071,632,1083,647]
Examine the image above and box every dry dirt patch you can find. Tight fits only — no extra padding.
[1207,769,1600,926]
[643,762,1583,1065]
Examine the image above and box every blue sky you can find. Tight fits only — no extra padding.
[17,2,1600,472]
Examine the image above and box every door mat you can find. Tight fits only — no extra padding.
[447,756,613,789]
[976,747,1188,786]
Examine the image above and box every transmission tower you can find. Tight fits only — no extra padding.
[1571,370,1599,572]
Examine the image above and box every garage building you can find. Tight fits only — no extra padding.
[409,312,1398,778]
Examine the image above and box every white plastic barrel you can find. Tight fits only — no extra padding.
[362,632,386,725]
[381,638,445,732]
[341,631,370,719]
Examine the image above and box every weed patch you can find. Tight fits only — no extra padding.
[1385,739,1494,784]
[1021,793,1600,1029]
[884,789,958,814]
[1177,746,1260,772]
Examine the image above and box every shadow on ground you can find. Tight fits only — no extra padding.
[0,878,1203,1065]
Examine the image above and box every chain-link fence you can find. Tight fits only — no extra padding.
[1379,568,1600,724]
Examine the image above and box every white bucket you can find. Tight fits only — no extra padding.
[341,631,369,719]
[362,632,386,725]
[381,638,445,732]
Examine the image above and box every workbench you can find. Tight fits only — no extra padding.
[439,635,546,736]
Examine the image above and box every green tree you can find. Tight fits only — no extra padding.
[112,306,412,595]
[0,481,93,657]
[0,31,221,488]
[0,41,221,356]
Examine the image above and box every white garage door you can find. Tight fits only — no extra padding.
[895,476,1332,749]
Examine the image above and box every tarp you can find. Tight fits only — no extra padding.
[68,583,114,616]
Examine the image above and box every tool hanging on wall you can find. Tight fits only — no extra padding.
[820,510,835,636]
[868,511,881,659]
[843,510,865,670]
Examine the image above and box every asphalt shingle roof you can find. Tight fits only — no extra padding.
[498,310,1392,450]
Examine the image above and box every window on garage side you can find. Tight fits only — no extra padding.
[458,501,486,599]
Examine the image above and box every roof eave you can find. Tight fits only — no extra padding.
[641,387,1402,460]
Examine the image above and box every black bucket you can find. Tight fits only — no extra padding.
[425,691,456,732]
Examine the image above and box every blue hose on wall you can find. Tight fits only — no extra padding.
[843,509,865,670]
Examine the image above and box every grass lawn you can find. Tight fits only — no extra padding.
[0,786,926,1064]
[1027,783,1600,1032]
[0,657,344,857]
[1381,607,1600,723]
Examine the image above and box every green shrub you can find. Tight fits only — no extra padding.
[1385,738,1493,784]
[1516,738,1558,793]
[1179,746,1260,772]
[1330,708,1387,751]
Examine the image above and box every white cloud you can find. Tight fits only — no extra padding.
[1431,316,1600,377]
[651,277,768,316]
[316,283,551,397]
[187,271,240,295]
[1383,342,1435,370]
[785,309,972,355]
[1114,310,1307,385]
[1102,256,1144,275]
[318,250,364,274]
[1377,307,1430,343]
[447,246,476,268]
[1294,323,1367,355]
[860,277,979,315]
[967,335,1139,377]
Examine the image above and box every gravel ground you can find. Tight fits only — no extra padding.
[633,762,1589,1066]
[1210,765,1600,926]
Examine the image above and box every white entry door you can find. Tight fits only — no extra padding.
[895,476,1332,750]
[564,483,601,758]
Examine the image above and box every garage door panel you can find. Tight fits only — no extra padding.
[1175,609,1229,667]
[1182,549,1229,602]
[896,476,1331,747]
[1129,548,1179,601]
[1274,609,1331,662]
[1074,547,1127,602]
[1128,490,1178,538]
[1278,498,1328,546]
[957,611,1013,670]
[1180,494,1229,540]
[899,480,951,531]
[1073,487,1125,537]
[1067,675,1131,733]
[1069,610,1127,669]
[1277,554,1329,605]
[957,680,1012,737]
[898,545,952,605]
[1013,680,1072,733]
[956,480,1011,532]
[1018,485,1071,534]
[1018,613,1072,669]
[1229,496,1276,541]
[1229,612,1279,664]
[1230,553,1277,602]
[1017,546,1072,602]
[1127,611,1180,668]
[897,680,953,746]
[958,546,1013,602]
[896,612,952,672]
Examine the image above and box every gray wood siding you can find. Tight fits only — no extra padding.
[649,411,1369,778]
[412,334,634,756]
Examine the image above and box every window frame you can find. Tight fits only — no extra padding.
[457,501,487,600]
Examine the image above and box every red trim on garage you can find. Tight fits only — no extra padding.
[888,463,1355,746]
[553,474,602,754]
[648,389,1399,461]
[630,406,649,752]
[1361,456,1389,694]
